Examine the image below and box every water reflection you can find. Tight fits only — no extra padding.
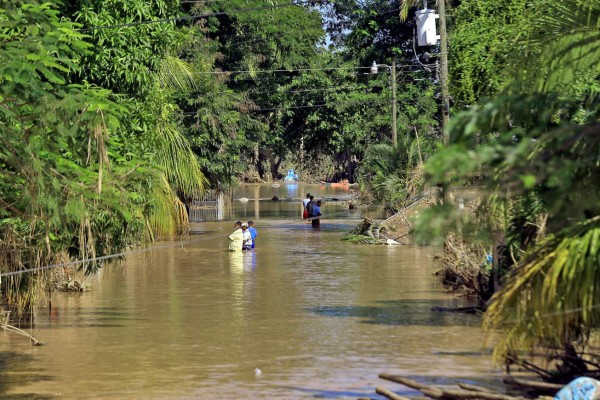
[309,300,481,326]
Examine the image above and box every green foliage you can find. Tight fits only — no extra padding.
[0,1,209,314]
[449,0,533,105]
[357,143,407,205]
[450,0,600,106]
[64,0,208,236]
[70,0,184,97]
[0,2,157,312]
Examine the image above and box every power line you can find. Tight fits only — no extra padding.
[191,63,432,75]
[194,65,372,74]
[180,0,234,3]
[182,97,385,113]
[78,0,320,32]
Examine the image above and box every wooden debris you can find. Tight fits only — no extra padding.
[379,374,432,392]
[423,387,526,400]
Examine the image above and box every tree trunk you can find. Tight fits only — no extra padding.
[270,153,282,180]
[492,230,506,294]
[256,148,266,180]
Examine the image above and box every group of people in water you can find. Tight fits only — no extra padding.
[228,220,257,252]
[303,193,322,228]
[228,193,324,251]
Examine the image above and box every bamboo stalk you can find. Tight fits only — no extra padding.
[379,374,443,397]
[379,374,526,400]
[458,383,494,393]
[503,376,562,391]
[376,387,412,400]
[437,388,524,400]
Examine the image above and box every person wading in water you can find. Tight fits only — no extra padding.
[241,222,253,250]
[247,220,257,248]
[303,193,311,219]
[306,196,316,223]
[228,221,244,251]
[311,200,322,228]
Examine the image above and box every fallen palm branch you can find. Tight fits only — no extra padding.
[1,323,43,346]
[342,217,405,245]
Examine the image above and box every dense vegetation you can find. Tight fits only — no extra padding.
[1,0,600,385]
[412,0,600,382]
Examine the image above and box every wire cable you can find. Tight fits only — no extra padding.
[0,235,215,278]
[192,66,373,74]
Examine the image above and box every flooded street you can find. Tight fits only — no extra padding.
[0,185,501,399]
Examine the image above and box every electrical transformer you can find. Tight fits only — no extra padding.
[416,8,439,46]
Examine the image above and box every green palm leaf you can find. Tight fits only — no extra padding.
[508,0,600,93]
[484,217,600,359]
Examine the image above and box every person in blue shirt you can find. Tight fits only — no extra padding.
[306,196,316,219]
[311,200,322,228]
[247,220,257,248]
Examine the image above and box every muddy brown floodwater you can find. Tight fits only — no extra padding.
[0,184,502,399]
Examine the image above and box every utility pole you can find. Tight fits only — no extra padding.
[391,60,397,147]
[370,61,397,147]
[438,0,450,145]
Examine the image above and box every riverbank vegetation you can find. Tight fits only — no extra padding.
[412,0,600,383]
[1,0,600,387]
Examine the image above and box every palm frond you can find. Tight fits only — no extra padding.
[148,174,190,238]
[156,122,208,197]
[157,55,198,92]
[484,216,600,360]
[508,0,600,94]
[400,0,422,20]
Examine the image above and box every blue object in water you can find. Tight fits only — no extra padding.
[481,254,493,270]
[554,377,600,400]
[284,168,299,182]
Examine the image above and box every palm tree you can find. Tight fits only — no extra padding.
[148,56,208,238]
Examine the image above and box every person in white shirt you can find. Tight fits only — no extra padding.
[241,222,253,250]
[302,193,311,219]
